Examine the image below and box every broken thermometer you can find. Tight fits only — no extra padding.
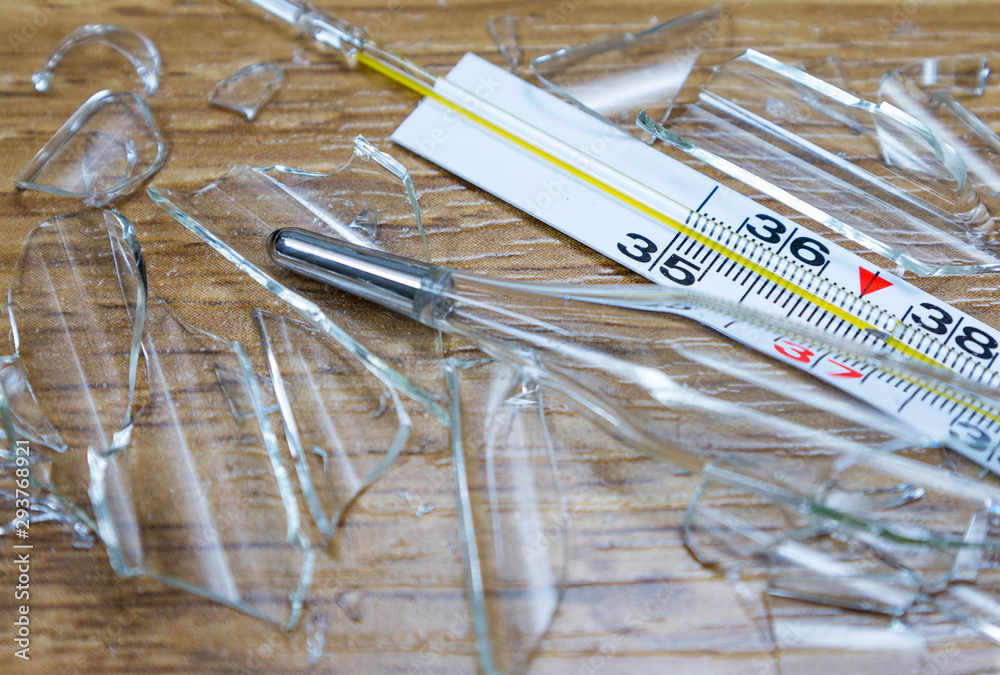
[247,0,1000,473]
[267,228,1000,477]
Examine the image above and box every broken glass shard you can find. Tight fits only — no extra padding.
[105,211,312,627]
[350,134,431,261]
[305,610,327,664]
[685,481,1000,664]
[0,452,94,548]
[821,455,987,591]
[684,475,1000,656]
[951,512,989,583]
[336,590,362,622]
[531,5,720,133]
[79,131,139,194]
[766,531,922,616]
[255,309,410,538]
[86,307,314,627]
[486,13,521,71]
[880,70,1000,197]
[32,24,161,95]
[213,364,279,421]
[900,54,990,98]
[445,358,566,675]
[647,49,1000,276]
[209,62,285,120]
[0,354,66,454]
[932,583,1000,644]
[15,90,167,206]
[684,481,806,570]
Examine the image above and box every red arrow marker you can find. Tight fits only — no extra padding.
[859,267,893,297]
[827,359,864,379]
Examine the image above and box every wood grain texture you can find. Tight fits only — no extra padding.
[1,0,1000,672]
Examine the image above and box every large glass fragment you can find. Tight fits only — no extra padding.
[32,24,161,95]
[7,210,141,516]
[531,5,720,132]
[209,62,285,120]
[255,309,410,537]
[15,90,168,206]
[266,231,1000,564]
[685,482,924,616]
[89,306,314,628]
[686,452,1000,648]
[153,135,427,258]
[0,210,113,524]
[147,136,446,423]
[686,480,1000,665]
[649,49,1000,276]
[2,208,313,628]
[445,358,566,675]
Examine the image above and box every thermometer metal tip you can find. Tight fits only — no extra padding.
[266,227,448,318]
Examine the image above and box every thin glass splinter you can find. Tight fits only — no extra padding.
[15,90,167,206]
[530,5,720,133]
[486,13,520,70]
[32,24,161,95]
[445,358,566,675]
[209,62,285,120]
[531,5,722,133]
[255,309,410,538]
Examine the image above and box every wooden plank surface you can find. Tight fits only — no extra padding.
[2,0,1000,672]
